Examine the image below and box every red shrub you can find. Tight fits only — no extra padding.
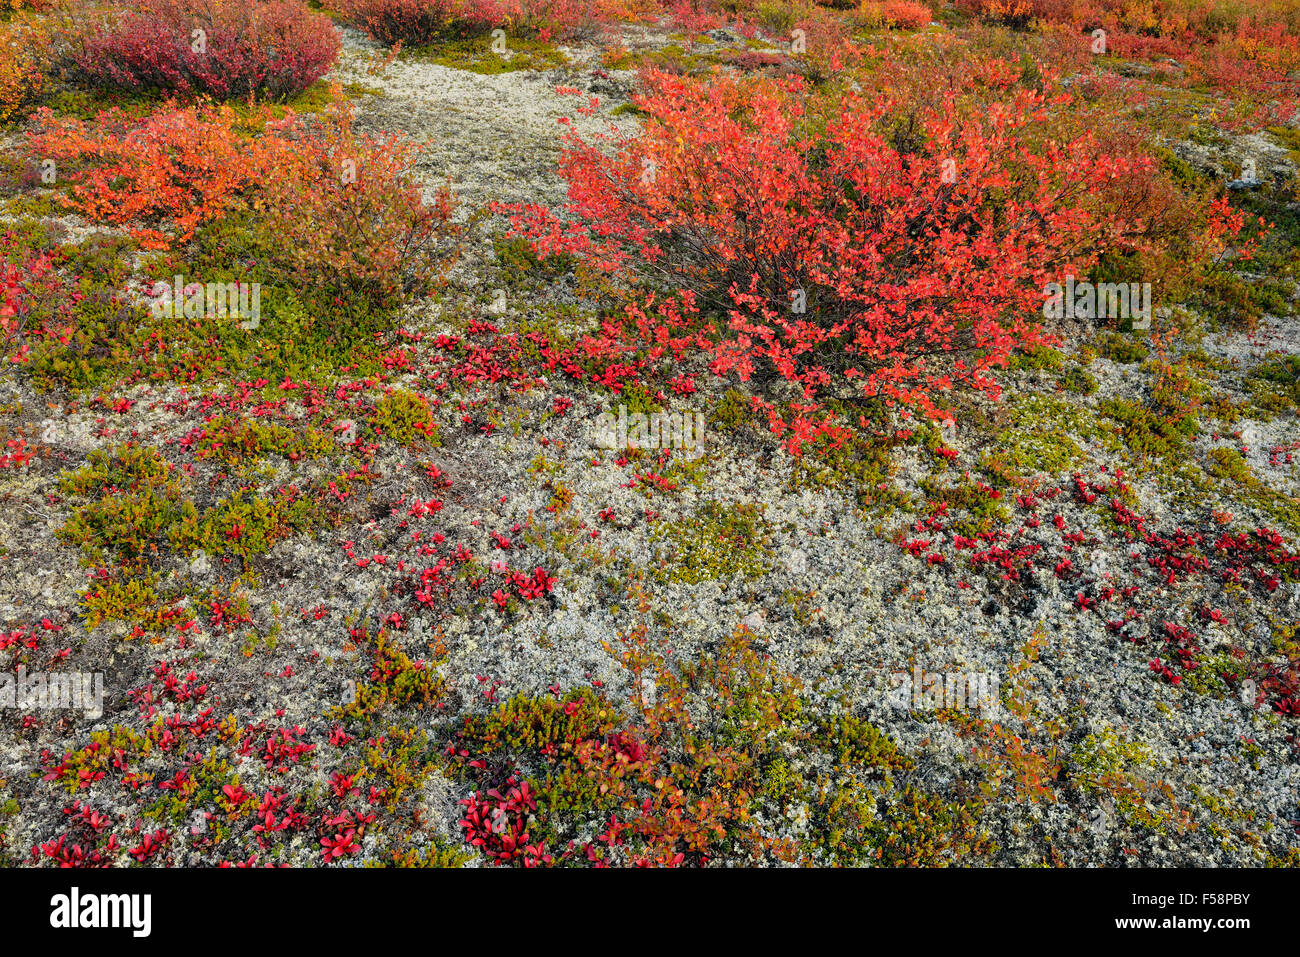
[26,90,455,307]
[881,1,932,28]
[498,66,1235,445]
[68,0,340,101]
[332,0,498,44]
[332,0,635,44]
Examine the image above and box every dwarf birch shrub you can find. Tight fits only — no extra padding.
[498,58,1241,447]
[27,88,456,322]
[62,0,341,101]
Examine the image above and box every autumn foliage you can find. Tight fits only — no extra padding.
[875,1,933,29]
[332,0,505,44]
[332,0,638,44]
[0,17,47,123]
[26,90,455,307]
[498,62,1239,444]
[956,0,1300,120]
[65,0,341,101]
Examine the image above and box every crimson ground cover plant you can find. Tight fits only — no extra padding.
[64,0,341,101]
[498,62,1238,446]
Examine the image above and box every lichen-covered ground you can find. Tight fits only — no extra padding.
[2,15,1299,868]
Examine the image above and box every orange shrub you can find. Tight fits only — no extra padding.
[0,19,47,124]
[27,104,265,249]
[26,90,456,308]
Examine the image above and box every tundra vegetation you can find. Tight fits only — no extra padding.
[0,0,1297,868]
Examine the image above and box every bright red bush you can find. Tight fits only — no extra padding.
[68,0,340,101]
[498,64,1240,446]
[881,1,932,28]
[333,0,636,44]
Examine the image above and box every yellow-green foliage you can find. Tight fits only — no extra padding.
[984,394,1089,482]
[376,837,473,868]
[708,388,756,432]
[59,448,187,567]
[1248,354,1300,416]
[330,629,448,724]
[79,576,163,630]
[172,490,316,561]
[406,33,568,73]
[1099,361,1206,463]
[196,415,336,468]
[373,389,437,446]
[650,501,770,584]
[1009,345,1065,372]
[1098,332,1149,363]
[60,444,172,496]
[1207,446,1256,487]
[813,713,913,773]
[920,476,1013,534]
[1072,730,1188,834]
[792,417,907,512]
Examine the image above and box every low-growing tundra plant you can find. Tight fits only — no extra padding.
[61,0,341,101]
[499,61,1242,448]
[27,89,457,323]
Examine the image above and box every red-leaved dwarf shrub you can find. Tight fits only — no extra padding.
[67,0,340,101]
[332,0,636,44]
[0,238,72,368]
[880,1,932,28]
[27,89,455,309]
[332,0,498,45]
[498,66,1240,444]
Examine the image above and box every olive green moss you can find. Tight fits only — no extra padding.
[650,501,771,584]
